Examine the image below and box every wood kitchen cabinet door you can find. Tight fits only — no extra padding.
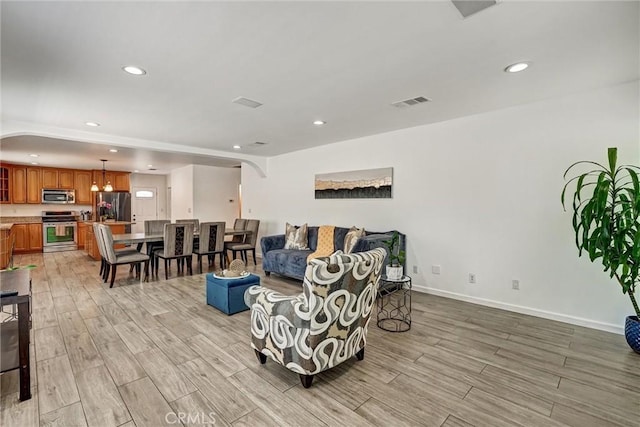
[11,167,27,204]
[58,169,74,189]
[0,165,10,204]
[28,223,42,251]
[42,168,58,189]
[12,224,28,253]
[114,173,130,192]
[27,167,41,203]
[77,222,86,249]
[74,170,93,205]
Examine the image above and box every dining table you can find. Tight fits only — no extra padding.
[112,228,251,246]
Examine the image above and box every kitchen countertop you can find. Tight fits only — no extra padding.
[84,221,132,225]
[0,223,14,231]
[0,216,43,224]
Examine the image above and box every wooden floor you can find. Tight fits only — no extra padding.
[1,250,639,427]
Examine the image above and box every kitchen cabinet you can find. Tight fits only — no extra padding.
[12,223,43,254]
[77,222,87,249]
[12,224,28,253]
[0,225,13,269]
[41,168,58,189]
[26,167,41,204]
[93,170,130,192]
[74,170,93,205]
[11,167,27,204]
[0,165,10,203]
[58,170,74,189]
[27,223,42,251]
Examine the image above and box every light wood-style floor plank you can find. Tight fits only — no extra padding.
[135,348,197,402]
[118,377,176,427]
[36,355,80,415]
[75,365,131,427]
[40,401,87,427]
[34,327,66,362]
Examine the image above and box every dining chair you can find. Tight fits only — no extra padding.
[154,223,195,280]
[225,219,260,265]
[176,219,200,230]
[98,224,150,288]
[228,218,247,243]
[193,222,226,273]
[93,222,140,282]
[144,220,170,271]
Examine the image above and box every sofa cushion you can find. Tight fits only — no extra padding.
[284,223,309,249]
[344,227,366,253]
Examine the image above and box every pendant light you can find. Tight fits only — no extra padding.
[94,159,113,192]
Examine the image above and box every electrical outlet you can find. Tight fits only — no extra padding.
[512,280,520,290]
[413,265,418,274]
[469,273,476,284]
[431,265,441,275]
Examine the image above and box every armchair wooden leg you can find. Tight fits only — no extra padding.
[154,255,159,277]
[299,374,314,389]
[251,248,257,265]
[99,259,104,276]
[143,260,149,282]
[109,264,118,288]
[187,257,193,275]
[355,348,365,361]
[198,255,203,274]
[254,350,267,364]
[103,264,110,283]
[165,259,169,280]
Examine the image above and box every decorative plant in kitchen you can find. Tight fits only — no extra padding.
[97,201,113,221]
[562,147,640,352]
[383,231,406,280]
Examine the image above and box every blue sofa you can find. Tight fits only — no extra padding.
[261,226,405,281]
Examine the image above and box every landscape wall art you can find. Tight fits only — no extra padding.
[314,167,393,199]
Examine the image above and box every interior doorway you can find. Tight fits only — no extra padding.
[131,187,158,233]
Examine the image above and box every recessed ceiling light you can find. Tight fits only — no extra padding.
[123,65,147,75]
[147,164,153,168]
[109,149,118,153]
[29,154,39,158]
[85,121,100,127]
[313,120,326,126]
[233,145,241,150]
[504,62,531,73]
[31,162,39,165]
[134,170,139,173]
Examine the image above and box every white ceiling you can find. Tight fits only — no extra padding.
[1,1,638,172]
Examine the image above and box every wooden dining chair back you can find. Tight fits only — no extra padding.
[225,219,260,265]
[177,219,200,230]
[230,218,248,243]
[194,222,226,273]
[154,223,195,279]
[144,220,170,235]
[97,224,150,288]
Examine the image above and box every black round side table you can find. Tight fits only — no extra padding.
[376,275,412,332]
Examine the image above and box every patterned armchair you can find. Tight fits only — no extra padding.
[244,247,386,388]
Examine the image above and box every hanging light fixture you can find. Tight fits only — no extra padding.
[95,159,113,192]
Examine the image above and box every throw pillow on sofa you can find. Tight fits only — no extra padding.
[344,226,366,253]
[284,222,309,250]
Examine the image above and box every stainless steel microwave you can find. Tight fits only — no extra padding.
[42,189,76,204]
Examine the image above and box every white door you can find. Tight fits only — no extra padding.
[131,187,158,233]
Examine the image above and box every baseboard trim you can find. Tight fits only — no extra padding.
[412,284,623,335]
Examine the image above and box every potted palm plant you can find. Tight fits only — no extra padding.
[562,147,640,353]
[383,231,406,280]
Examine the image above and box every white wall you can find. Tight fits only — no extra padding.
[130,173,168,219]
[170,165,194,221]
[242,81,640,333]
[192,165,240,227]
[169,164,240,226]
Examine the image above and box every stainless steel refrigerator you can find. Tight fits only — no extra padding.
[95,192,132,232]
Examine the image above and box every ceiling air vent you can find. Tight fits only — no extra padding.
[391,96,431,109]
[252,141,268,146]
[451,1,497,18]
[232,97,263,109]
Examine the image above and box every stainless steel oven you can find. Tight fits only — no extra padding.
[42,211,78,253]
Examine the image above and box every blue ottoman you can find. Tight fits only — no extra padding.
[205,273,260,315]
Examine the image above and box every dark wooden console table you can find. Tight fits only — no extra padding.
[0,268,32,401]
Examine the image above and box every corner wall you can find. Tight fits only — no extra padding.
[242,81,640,333]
